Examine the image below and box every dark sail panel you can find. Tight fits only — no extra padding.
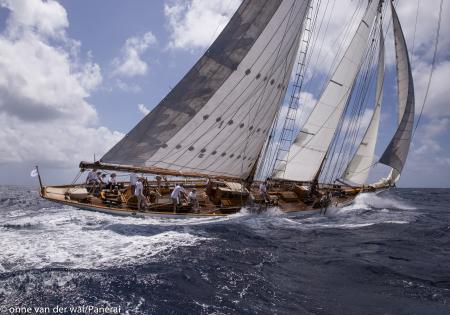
[101,0,283,166]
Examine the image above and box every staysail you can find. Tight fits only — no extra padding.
[100,0,311,180]
[378,2,414,183]
[341,25,385,185]
[272,0,380,182]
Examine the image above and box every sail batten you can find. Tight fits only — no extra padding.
[274,0,380,182]
[378,2,414,178]
[101,0,311,180]
[342,24,385,185]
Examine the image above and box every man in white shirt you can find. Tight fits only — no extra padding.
[108,173,117,190]
[171,184,185,213]
[134,178,146,211]
[188,188,199,213]
[130,173,138,196]
[259,181,269,203]
[86,169,98,185]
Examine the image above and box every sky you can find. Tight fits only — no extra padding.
[0,0,448,188]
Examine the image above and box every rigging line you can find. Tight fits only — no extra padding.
[208,0,236,44]
[411,0,420,60]
[153,1,306,164]
[412,0,443,138]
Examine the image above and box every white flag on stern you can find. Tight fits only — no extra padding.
[30,168,38,177]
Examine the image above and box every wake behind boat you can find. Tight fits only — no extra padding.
[39,0,415,218]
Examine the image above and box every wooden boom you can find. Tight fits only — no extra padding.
[79,161,241,182]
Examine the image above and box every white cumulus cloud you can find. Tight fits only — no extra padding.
[0,0,122,168]
[164,0,241,50]
[137,103,150,115]
[112,32,157,77]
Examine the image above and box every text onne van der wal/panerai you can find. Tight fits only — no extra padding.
[2,305,121,314]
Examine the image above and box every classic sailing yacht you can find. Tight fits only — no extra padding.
[38,0,415,217]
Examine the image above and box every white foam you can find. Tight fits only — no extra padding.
[342,192,416,212]
[244,193,418,231]
[0,207,211,272]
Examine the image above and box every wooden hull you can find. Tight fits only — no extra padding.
[40,183,366,219]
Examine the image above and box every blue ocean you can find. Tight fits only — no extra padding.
[0,187,449,314]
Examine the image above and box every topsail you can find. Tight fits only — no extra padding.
[342,25,385,185]
[378,2,415,182]
[101,0,311,179]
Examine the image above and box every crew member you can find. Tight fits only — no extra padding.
[86,169,98,185]
[130,173,138,195]
[171,183,185,213]
[134,178,146,211]
[108,173,117,190]
[100,174,107,188]
[156,175,162,191]
[188,188,199,213]
[259,180,269,203]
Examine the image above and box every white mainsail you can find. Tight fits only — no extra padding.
[378,2,414,183]
[342,25,385,186]
[101,0,311,179]
[273,0,380,182]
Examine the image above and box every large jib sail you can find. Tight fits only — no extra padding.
[100,0,311,179]
[378,2,414,183]
[342,25,385,185]
[273,0,380,182]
